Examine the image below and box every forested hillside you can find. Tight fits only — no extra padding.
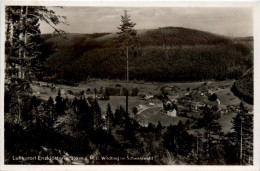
[232,68,253,104]
[41,27,253,83]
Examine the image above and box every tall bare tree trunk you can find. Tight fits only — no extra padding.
[8,7,14,46]
[240,118,243,165]
[6,8,16,77]
[18,6,28,79]
[126,46,129,115]
[127,46,129,84]
[5,8,11,44]
[10,18,14,46]
[196,133,199,157]
[6,21,11,43]
[17,94,21,124]
[22,6,28,79]
[18,7,24,79]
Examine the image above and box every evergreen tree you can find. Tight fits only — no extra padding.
[47,96,54,107]
[72,96,78,108]
[232,101,253,165]
[200,106,222,159]
[76,98,94,133]
[114,107,122,126]
[55,89,65,116]
[5,6,67,80]
[92,100,103,130]
[106,103,114,132]
[132,106,138,115]
[156,121,163,135]
[46,96,56,122]
[115,10,139,115]
[104,88,110,100]
[163,123,194,157]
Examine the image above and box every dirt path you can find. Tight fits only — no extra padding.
[137,106,163,115]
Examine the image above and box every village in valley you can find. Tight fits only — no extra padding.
[28,78,253,133]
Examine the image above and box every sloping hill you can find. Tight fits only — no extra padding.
[41,33,111,49]
[41,27,253,83]
[42,27,233,50]
[231,68,253,104]
[139,27,232,46]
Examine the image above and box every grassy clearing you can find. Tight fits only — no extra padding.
[78,80,205,94]
[98,96,147,113]
[31,79,207,107]
[30,84,75,101]
[136,107,189,126]
[186,111,201,119]
[215,88,241,106]
[218,113,237,133]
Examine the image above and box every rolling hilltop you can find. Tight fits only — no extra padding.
[41,27,253,83]
[42,27,233,49]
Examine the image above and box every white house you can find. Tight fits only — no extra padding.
[60,89,65,95]
[144,94,153,100]
[166,109,177,117]
[149,102,155,106]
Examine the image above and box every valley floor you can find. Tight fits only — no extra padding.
[31,79,253,133]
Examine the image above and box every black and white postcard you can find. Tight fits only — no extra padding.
[1,1,259,171]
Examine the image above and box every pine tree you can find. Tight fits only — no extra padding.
[76,98,94,133]
[106,103,114,132]
[114,107,122,126]
[163,123,194,157]
[156,121,163,135]
[232,101,253,165]
[201,106,222,158]
[55,89,65,116]
[46,96,56,122]
[92,100,103,130]
[47,96,54,106]
[115,10,139,115]
[5,7,22,78]
[132,106,138,115]
[5,6,67,80]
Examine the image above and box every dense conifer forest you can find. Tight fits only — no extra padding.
[42,27,253,83]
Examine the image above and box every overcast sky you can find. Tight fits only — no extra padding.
[40,7,253,37]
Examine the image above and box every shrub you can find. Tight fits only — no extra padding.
[131,88,139,96]
[105,87,121,96]
[212,105,219,111]
[123,88,129,96]
[67,90,74,95]
[87,96,93,101]
[99,86,104,94]
[208,93,217,101]
[132,107,138,115]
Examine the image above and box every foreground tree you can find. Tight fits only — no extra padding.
[200,106,223,161]
[115,10,139,114]
[5,6,67,80]
[5,7,68,163]
[163,122,195,158]
[232,102,253,165]
[106,103,114,133]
